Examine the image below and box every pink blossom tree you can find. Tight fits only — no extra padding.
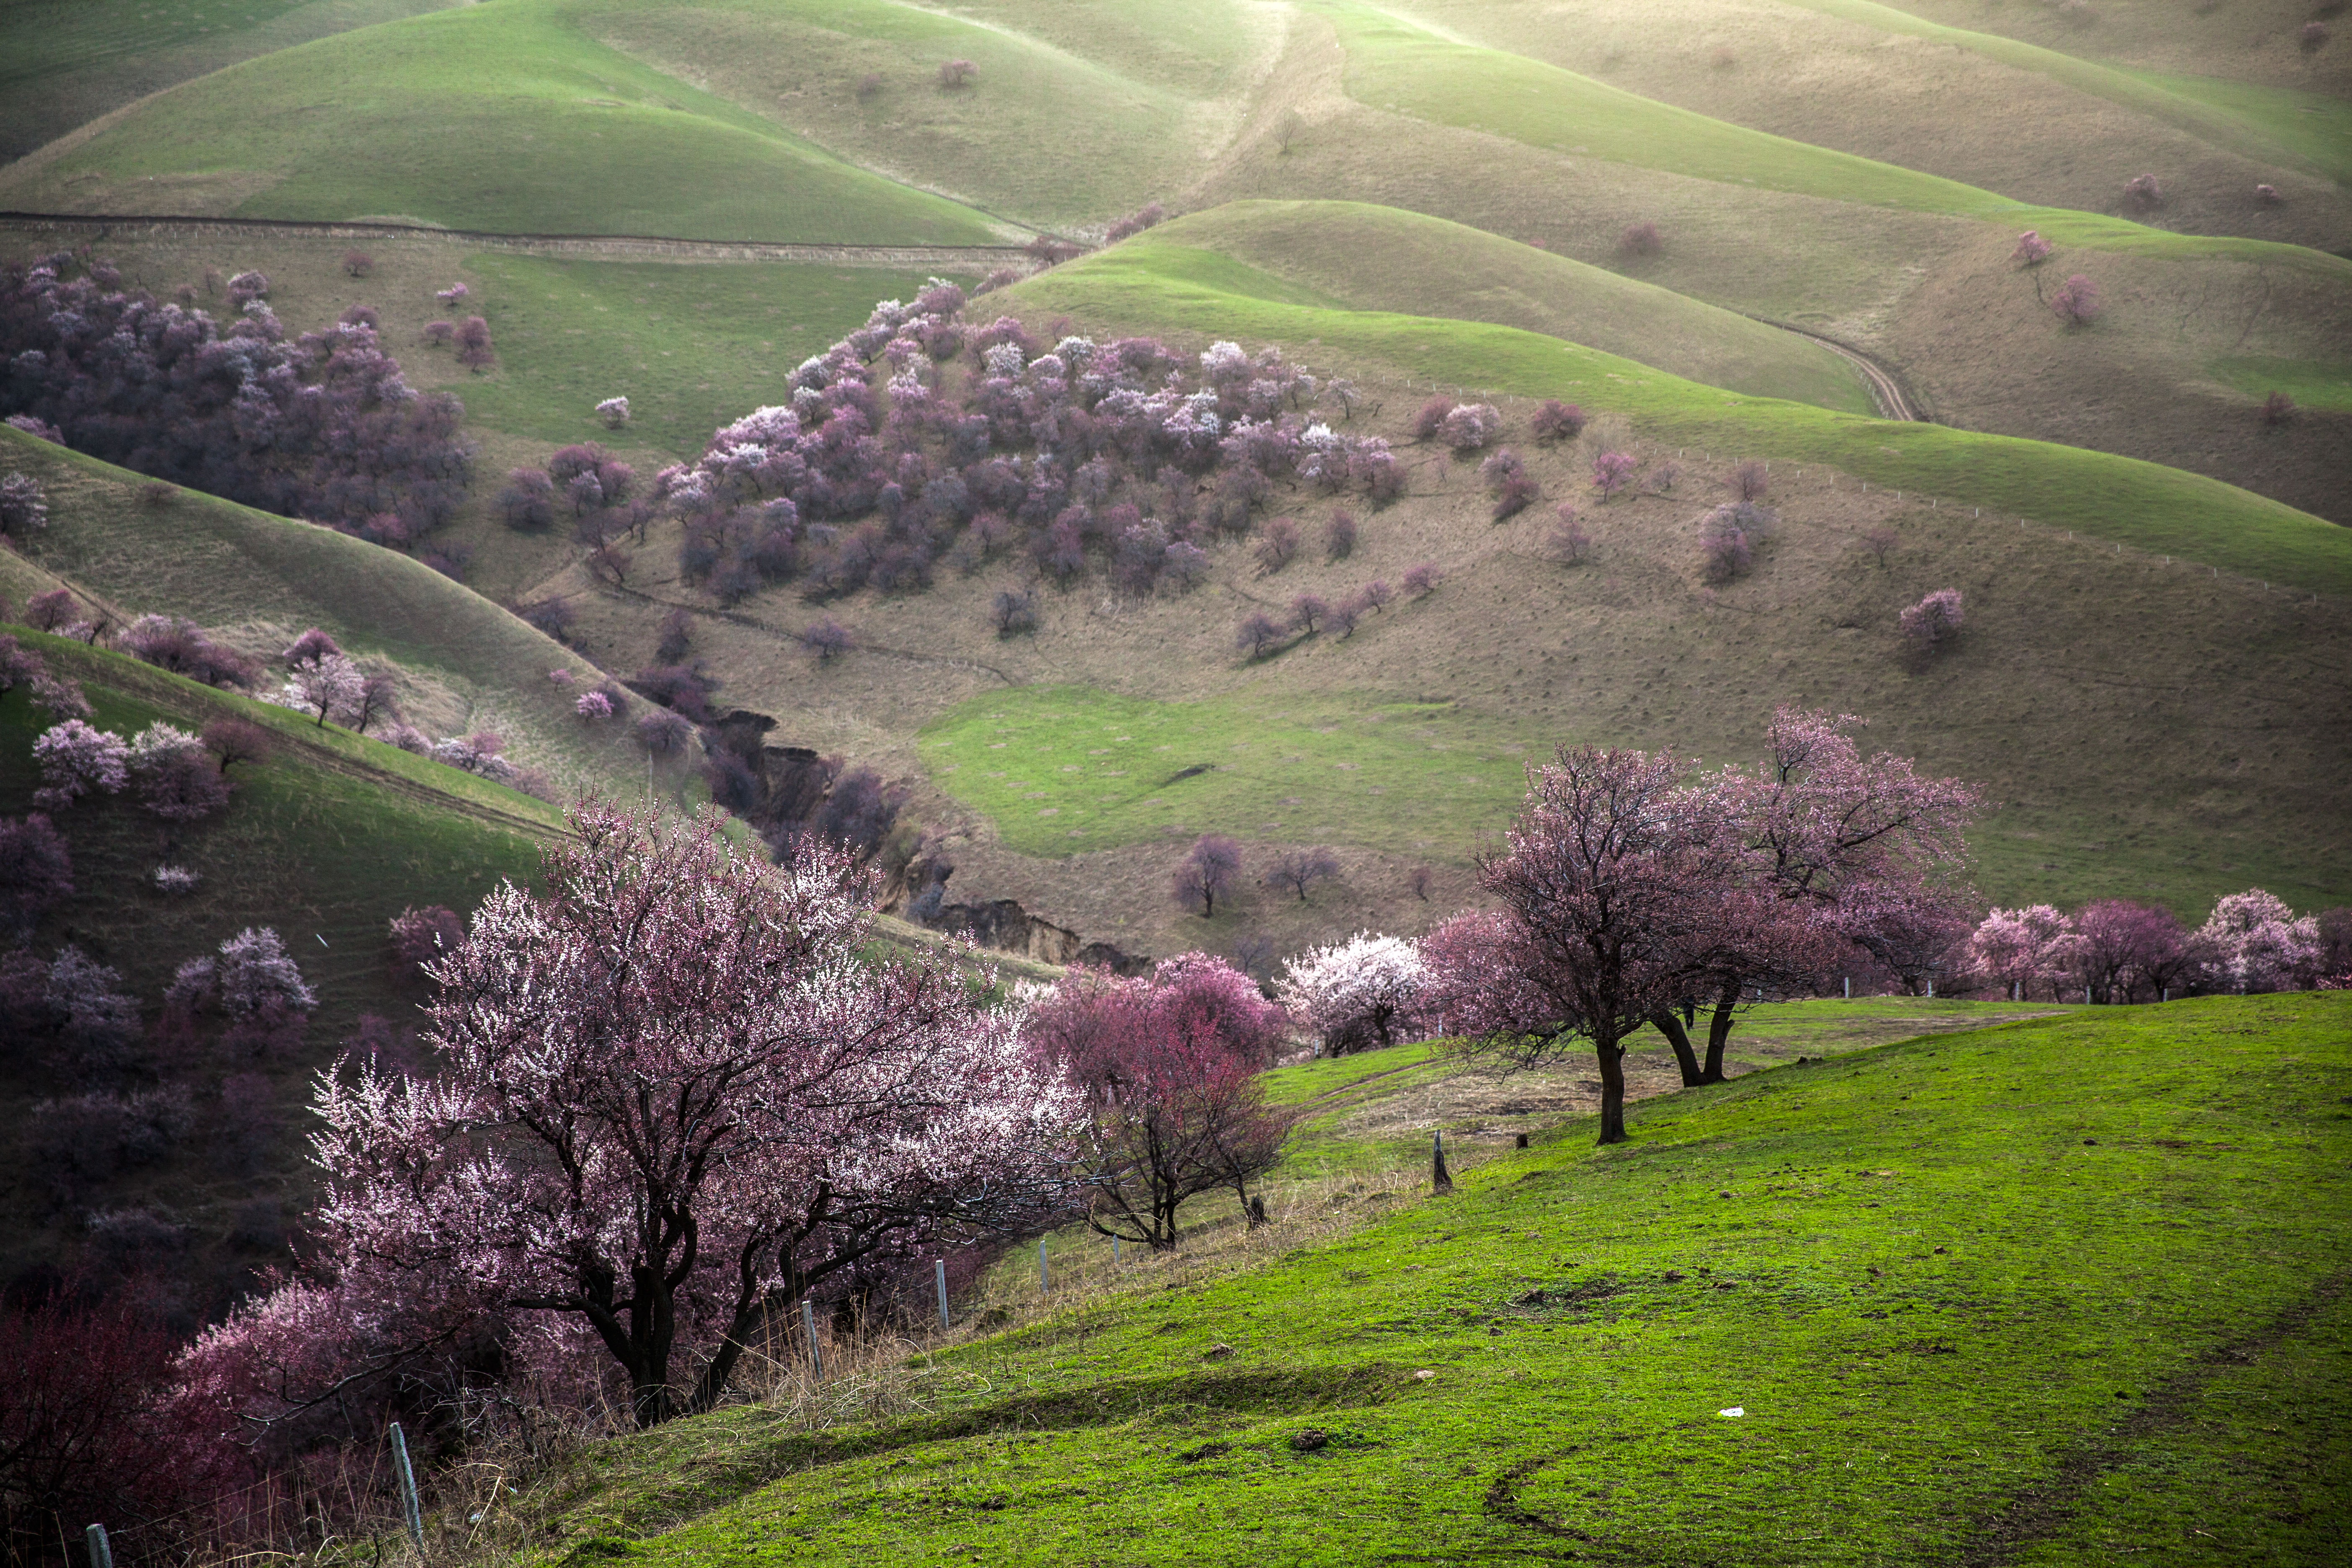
[1419,745,1737,1144]
[1592,450,1638,500]
[2195,889,2322,993]
[1172,834,1243,916]
[31,720,129,810]
[193,806,1082,1428]
[1277,932,1426,1055]
[2049,274,2101,326]
[278,650,365,726]
[1026,958,1292,1246]
[2011,230,2053,267]
[1899,588,1965,652]
[2068,899,2187,1003]
[1529,400,1586,443]
[128,722,232,822]
[1964,906,2080,999]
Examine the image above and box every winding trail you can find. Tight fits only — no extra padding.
[1764,318,1923,421]
[0,210,1031,270]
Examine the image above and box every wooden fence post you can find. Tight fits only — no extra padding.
[388,1422,424,1555]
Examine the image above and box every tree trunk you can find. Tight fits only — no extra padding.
[1700,980,1741,1083]
[1594,1032,1628,1145]
[1648,1010,1704,1086]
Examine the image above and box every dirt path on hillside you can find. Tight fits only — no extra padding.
[1752,316,1922,420]
[0,211,1032,270]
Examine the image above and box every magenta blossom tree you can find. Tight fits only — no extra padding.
[185,805,1083,1429]
[1592,450,1638,500]
[2011,230,2053,267]
[1899,588,1965,652]
[2049,274,2101,326]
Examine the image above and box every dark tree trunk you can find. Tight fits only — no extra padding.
[1700,980,1741,1083]
[1648,1010,1704,1086]
[1594,1032,1628,1145]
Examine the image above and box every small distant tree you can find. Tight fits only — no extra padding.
[2123,173,2163,211]
[1965,905,2079,999]
[1326,596,1363,638]
[1898,588,1965,652]
[129,722,232,822]
[1172,834,1243,916]
[637,709,693,755]
[2255,183,2282,206]
[1728,458,1769,501]
[1358,578,1395,612]
[1409,865,1432,902]
[1403,562,1443,597]
[423,320,455,347]
[1266,846,1341,903]
[576,691,616,722]
[1236,612,1285,659]
[938,58,977,89]
[2049,273,2101,326]
[2300,21,2329,52]
[1643,459,1681,495]
[0,473,48,538]
[201,717,272,776]
[341,250,374,278]
[802,617,852,662]
[1618,221,1663,258]
[1547,505,1591,565]
[283,652,366,726]
[226,271,270,306]
[1287,593,1329,635]
[1255,516,1300,572]
[1324,511,1357,560]
[26,590,75,632]
[1863,526,1898,567]
[1699,503,1757,585]
[2011,230,2053,267]
[1440,403,1501,453]
[436,283,469,304]
[656,607,694,663]
[992,587,1039,637]
[2261,391,2296,427]
[596,396,631,430]
[1530,400,1587,443]
[1591,450,1637,499]
[1412,396,1457,441]
[455,316,495,373]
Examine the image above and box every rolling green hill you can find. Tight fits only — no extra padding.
[1142,202,1877,415]
[0,0,1014,242]
[1008,231,2352,597]
[443,994,2352,1565]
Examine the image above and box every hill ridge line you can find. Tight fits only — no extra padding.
[0,211,1032,269]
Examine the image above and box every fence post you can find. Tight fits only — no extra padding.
[801,1297,823,1380]
[935,1259,950,1331]
[1039,1239,1050,1295]
[388,1421,425,1555]
[85,1525,113,1568]
[1844,976,1851,1000]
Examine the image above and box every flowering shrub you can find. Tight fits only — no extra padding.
[575,689,615,721]
[2050,273,2101,326]
[1529,399,1586,442]
[153,864,200,895]
[1898,588,1965,651]
[2011,230,2053,266]
[597,395,631,429]
[1591,449,1638,499]
[2123,173,2163,210]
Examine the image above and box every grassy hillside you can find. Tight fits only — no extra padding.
[1304,0,2344,268]
[1388,0,2351,250]
[0,424,649,798]
[0,629,560,1307]
[0,0,1014,242]
[0,0,460,165]
[1010,232,2352,597]
[1145,202,1877,415]
[450,994,2351,1565]
[1872,0,2352,94]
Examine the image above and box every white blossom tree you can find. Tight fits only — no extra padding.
[1277,932,1427,1055]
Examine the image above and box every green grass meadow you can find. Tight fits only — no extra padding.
[456,253,974,455]
[490,994,2351,1565]
[0,0,1010,242]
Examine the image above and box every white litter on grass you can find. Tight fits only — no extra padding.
[1413,1369,1436,1381]
[1718,1407,1745,1418]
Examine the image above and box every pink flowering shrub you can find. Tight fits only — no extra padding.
[1898,588,1965,651]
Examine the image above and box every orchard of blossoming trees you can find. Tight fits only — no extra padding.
[647,282,1407,610]
[0,250,474,546]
